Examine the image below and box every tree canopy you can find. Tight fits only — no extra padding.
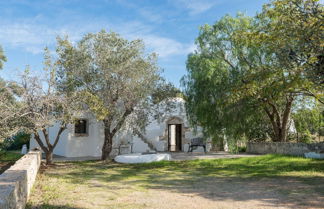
[56,30,170,160]
[0,45,19,140]
[182,0,323,143]
[15,49,76,164]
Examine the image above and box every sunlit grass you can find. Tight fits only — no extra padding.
[0,151,22,174]
[0,150,22,161]
[27,154,324,209]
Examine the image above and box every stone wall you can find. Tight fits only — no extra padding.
[0,150,41,209]
[247,142,324,156]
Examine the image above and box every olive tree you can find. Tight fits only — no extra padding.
[0,79,22,140]
[18,49,75,164]
[56,31,162,160]
[0,45,19,140]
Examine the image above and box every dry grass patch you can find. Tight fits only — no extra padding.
[26,155,324,209]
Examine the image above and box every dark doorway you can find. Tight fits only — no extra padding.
[168,124,182,151]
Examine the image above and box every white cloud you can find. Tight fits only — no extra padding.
[138,8,163,23]
[139,35,194,58]
[172,0,221,15]
[0,20,194,58]
[0,23,81,54]
[114,0,163,23]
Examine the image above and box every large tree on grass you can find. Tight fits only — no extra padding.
[56,31,163,160]
[19,49,75,164]
[182,0,323,142]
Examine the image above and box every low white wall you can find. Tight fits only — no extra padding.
[0,150,41,209]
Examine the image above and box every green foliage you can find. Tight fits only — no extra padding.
[56,30,161,123]
[259,0,324,89]
[56,30,174,159]
[0,79,22,139]
[5,132,31,150]
[238,146,247,153]
[298,130,313,143]
[0,142,8,155]
[0,151,22,174]
[227,139,239,154]
[182,0,324,143]
[0,151,22,162]
[293,105,324,137]
[182,14,274,142]
[151,80,182,104]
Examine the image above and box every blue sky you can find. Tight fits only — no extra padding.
[0,0,269,87]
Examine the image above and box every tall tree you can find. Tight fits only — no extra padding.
[18,49,75,164]
[182,0,323,143]
[182,15,274,142]
[56,31,162,160]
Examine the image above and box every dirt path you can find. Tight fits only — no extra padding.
[73,176,322,209]
[113,178,323,209]
[28,174,324,209]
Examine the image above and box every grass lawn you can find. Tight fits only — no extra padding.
[0,151,22,174]
[27,154,324,209]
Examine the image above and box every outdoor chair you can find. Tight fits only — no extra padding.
[188,137,206,153]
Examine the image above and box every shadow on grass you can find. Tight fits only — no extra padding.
[26,203,82,209]
[40,155,324,208]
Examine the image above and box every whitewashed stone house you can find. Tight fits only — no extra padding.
[30,98,209,157]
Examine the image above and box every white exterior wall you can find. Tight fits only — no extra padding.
[30,116,105,158]
[30,123,69,157]
[30,98,207,157]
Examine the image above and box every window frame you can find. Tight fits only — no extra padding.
[74,119,89,137]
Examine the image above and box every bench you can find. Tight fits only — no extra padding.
[188,137,206,153]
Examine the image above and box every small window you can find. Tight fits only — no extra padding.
[75,119,88,135]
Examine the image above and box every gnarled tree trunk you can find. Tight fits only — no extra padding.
[263,95,294,142]
[101,109,133,160]
[45,151,53,164]
[101,128,113,160]
[33,124,66,165]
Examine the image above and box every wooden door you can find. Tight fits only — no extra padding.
[176,124,182,151]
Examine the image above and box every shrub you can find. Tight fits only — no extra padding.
[227,139,239,154]
[238,146,247,152]
[298,130,312,143]
[6,132,31,150]
[0,138,12,153]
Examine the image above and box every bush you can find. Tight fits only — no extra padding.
[227,139,239,154]
[298,130,312,143]
[238,146,247,152]
[0,138,12,153]
[5,132,31,150]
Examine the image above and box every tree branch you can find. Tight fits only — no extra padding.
[111,108,133,136]
[52,123,67,149]
[41,128,51,148]
[33,131,49,153]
